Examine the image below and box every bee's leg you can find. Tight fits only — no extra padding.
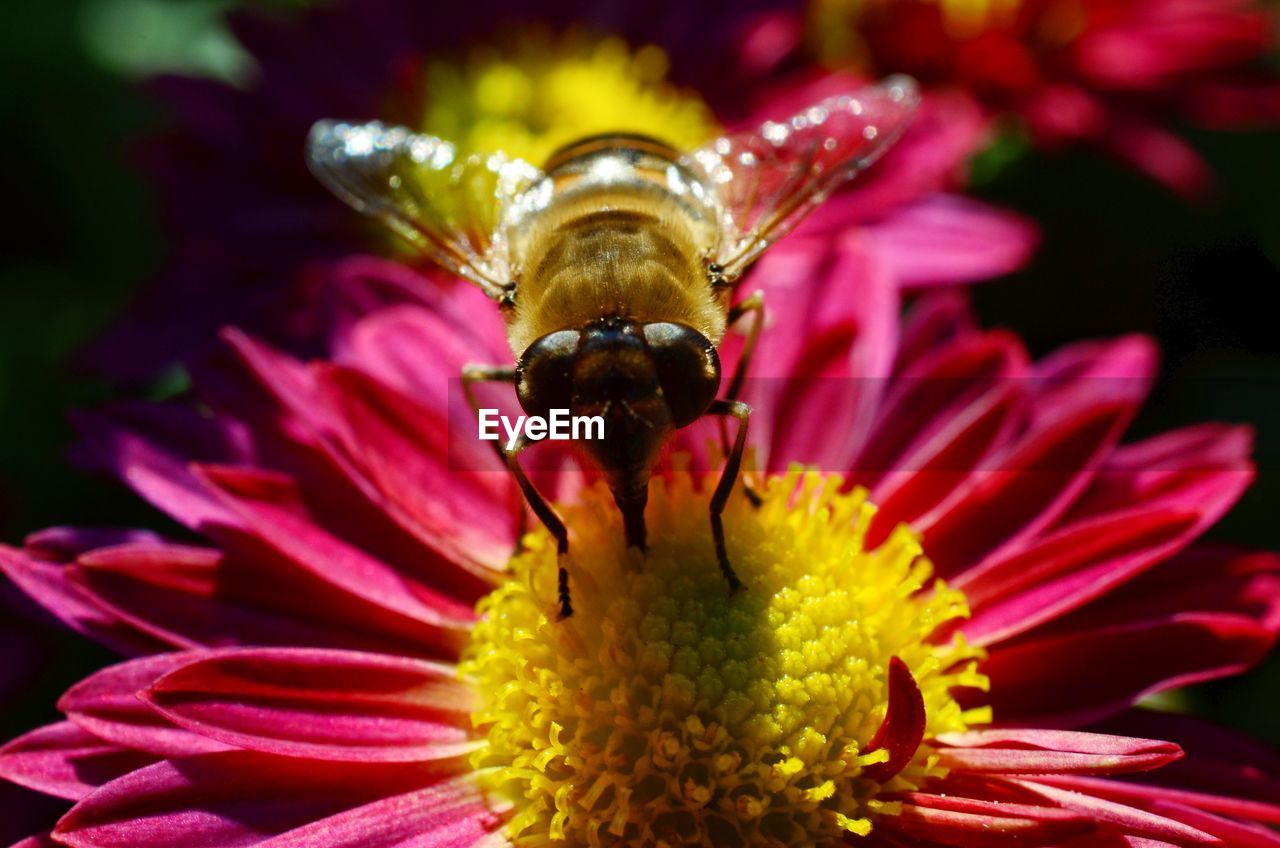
[707,399,751,593]
[724,291,765,401]
[461,364,518,466]
[461,364,537,544]
[721,292,765,507]
[500,437,574,619]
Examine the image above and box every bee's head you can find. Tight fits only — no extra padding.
[516,317,721,468]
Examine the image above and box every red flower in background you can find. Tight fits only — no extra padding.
[1,245,1277,845]
[93,0,1026,383]
[763,0,1280,195]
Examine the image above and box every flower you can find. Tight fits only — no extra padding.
[762,0,1280,195]
[3,250,1279,846]
[93,0,1028,382]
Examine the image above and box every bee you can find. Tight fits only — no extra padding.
[307,75,920,617]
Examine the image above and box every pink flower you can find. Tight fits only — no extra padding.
[93,0,1031,383]
[2,249,1277,846]
[760,0,1280,196]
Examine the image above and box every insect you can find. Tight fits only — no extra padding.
[307,75,920,618]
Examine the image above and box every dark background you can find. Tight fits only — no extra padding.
[2,0,1278,782]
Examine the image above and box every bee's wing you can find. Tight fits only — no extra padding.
[307,121,543,299]
[689,75,921,281]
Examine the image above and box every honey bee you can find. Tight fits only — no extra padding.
[307,76,920,617]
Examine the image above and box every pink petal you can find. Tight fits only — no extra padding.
[739,231,899,471]
[1045,546,1280,636]
[69,404,251,532]
[329,273,508,408]
[981,611,1276,727]
[862,657,926,784]
[858,329,1029,485]
[916,335,1157,576]
[919,391,1142,577]
[1084,710,1280,823]
[1146,802,1280,848]
[58,654,230,758]
[143,648,478,763]
[1039,774,1280,831]
[1103,113,1215,200]
[53,752,455,848]
[67,542,431,654]
[257,775,507,848]
[0,546,166,657]
[877,798,1095,846]
[23,528,161,561]
[314,364,517,581]
[866,194,1040,288]
[194,464,473,658]
[1066,424,1254,521]
[934,730,1182,775]
[956,424,1254,645]
[893,290,979,375]
[1012,779,1222,846]
[0,723,155,802]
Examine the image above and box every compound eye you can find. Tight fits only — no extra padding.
[643,322,721,428]
[516,329,580,419]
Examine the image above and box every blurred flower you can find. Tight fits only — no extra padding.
[784,0,1280,195]
[95,0,1024,382]
[2,250,1278,845]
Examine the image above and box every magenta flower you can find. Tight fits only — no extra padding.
[94,0,1030,382]
[756,0,1280,195]
[2,249,1278,845]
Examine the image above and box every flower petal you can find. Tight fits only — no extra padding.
[314,364,518,580]
[0,723,155,802]
[1071,710,1280,825]
[866,194,1040,288]
[877,797,1095,846]
[0,546,165,657]
[257,774,508,848]
[193,464,473,658]
[52,752,454,848]
[980,548,1280,725]
[1012,779,1223,846]
[956,424,1254,645]
[920,336,1156,576]
[143,648,479,763]
[861,657,926,784]
[67,542,431,654]
[934,730,1182,775]
[69,403,252,531]
[1146,802,1280,848]
[58,655,230,758]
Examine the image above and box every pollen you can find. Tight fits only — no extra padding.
[461,468,988,847]
[418,28,718,168]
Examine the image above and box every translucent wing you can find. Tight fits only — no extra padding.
[689,75,921,281]
[306,121,543,299]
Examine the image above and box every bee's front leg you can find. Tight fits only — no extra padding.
[503,438,575,620]
[721,293,765,507]
[462,363,574,619]
[462,364,518,465]
[707,399,752,594]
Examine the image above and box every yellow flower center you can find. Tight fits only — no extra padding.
[416,28,718,167]
[461,469,989,847]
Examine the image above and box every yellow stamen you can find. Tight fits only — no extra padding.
[461,468,986,847]
[418,28,718,167]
